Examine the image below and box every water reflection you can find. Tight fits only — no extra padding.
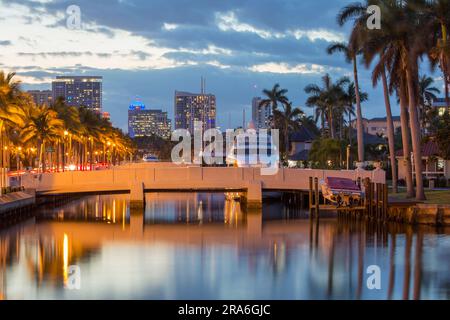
[0,193,449,300]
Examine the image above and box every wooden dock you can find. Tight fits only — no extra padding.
[308,176,388,220]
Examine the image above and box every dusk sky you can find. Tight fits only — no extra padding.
[0,0,445,132]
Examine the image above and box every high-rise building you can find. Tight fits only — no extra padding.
[128,99,171,139]
[52,76,102,113]
[27,90,53,106]
[174,90,216,134]
[252,97,271,129]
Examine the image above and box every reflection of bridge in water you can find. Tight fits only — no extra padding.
[0,192,446,300]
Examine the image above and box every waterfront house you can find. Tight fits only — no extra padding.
[396,140,450,184]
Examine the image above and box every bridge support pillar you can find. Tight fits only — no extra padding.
[130,182,145,210]
[130,210,144,236]
[246,208,262,238]
[245,181,262,209]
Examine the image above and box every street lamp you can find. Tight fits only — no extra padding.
[63,130,69,172]
[16,146,22,187]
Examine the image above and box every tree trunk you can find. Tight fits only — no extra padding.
[399,79,415,198]
[348,111,352,167]
[39,141,46,173]
[406,62,426,201]
[328,107,335,139]
[442,23,450,110]
[89,140,93,171]
[381,68,398,193]
[285,121,289,158]
[348,111,352,145]
[321,112,325,133]
[353,57,364,162]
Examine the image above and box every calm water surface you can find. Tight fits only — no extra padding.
[0,193,449,300]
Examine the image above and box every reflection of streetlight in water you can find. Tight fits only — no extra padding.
[197,201,203,223]
[63,233,69,287]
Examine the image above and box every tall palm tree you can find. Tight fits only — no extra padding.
[50,97,82,170]
[426,0,450,108]
[342,82,367,146]
[305,74,349,139]
[78,106,103,170]
[417,75,441,133]
[327,42,365,162]
[20,104,64,173]
[366,61,399,193]
[259,84,289,129]
[272,102,304,156]
[339,0,426,200]
[0,72,23,193]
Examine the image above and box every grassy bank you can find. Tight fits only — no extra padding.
[389,189,450,205]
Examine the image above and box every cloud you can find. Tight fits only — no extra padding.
[216,11,285,39]
[2,0,404,131]
[249,62,341,75]
[0,40,12,46]
[162,23,178,31]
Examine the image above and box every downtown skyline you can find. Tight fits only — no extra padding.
[0,0,447,132]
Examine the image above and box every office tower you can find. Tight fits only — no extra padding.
[174,81,216,134]
[27,90,53,106]
[52,76,102,113]
[128,98,171,139]
[251,97,271,129]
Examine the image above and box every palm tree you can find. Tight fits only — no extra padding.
[50,97,81,171]
[342,82,367,147]
[417,75,440,133]
[305,74,349,139]
[20,104,64,173]
[272,102,304,157]
[327,42,365,162]
[0,72,23,193]
[339,0,426,200]
[426,0,450,108]
[0,69,135,175]
[78,106,104,170]
[259,84,289,129]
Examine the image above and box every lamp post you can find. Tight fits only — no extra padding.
[107,141,111,167]
[346,144,351,170]
[63,130,69,172]
[17,146,22,187]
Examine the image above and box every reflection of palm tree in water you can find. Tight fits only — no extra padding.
[0,237,8,300]
[356,221,365,300]
[403,227,413,300]
[387,232,397,300]
[413,231,424,300]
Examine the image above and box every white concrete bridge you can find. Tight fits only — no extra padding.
[21,164,385,208]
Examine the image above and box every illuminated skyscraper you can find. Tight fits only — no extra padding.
[128,98,171,139]
[174,86,216,134]
[52,76,103,113]
[27,90,53,106]
[251,97,271,129]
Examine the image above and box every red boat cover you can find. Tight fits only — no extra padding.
[326,177,360,191]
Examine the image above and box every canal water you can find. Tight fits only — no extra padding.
[0,193,449,300]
